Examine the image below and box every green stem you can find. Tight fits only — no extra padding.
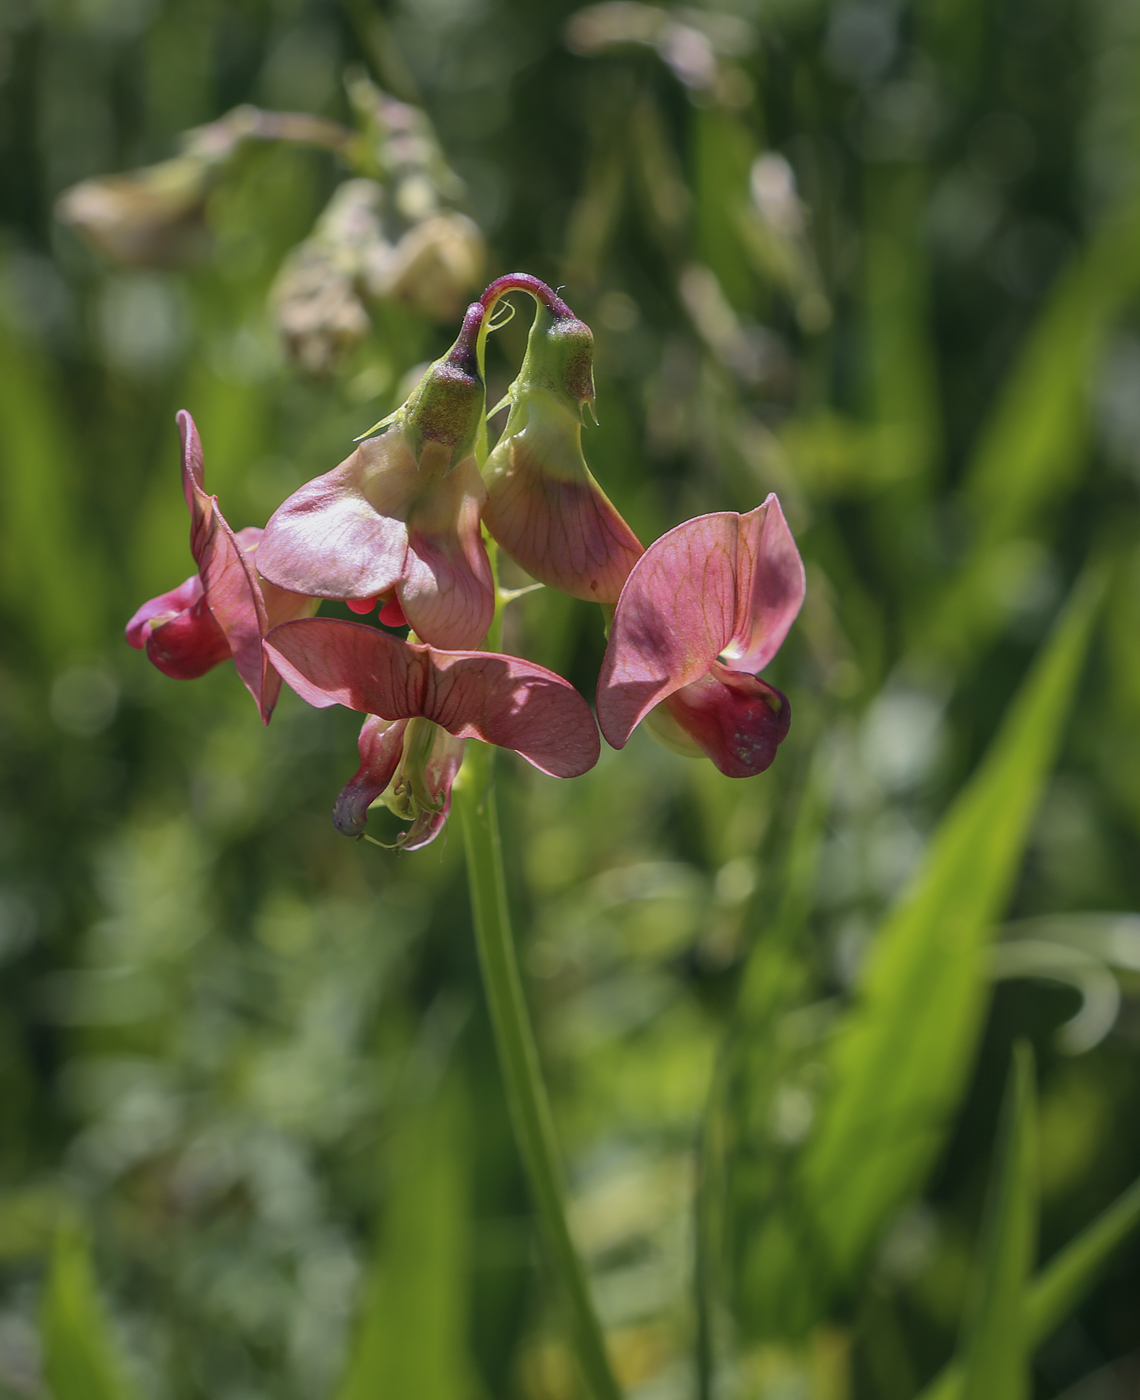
[454,741,622,1400]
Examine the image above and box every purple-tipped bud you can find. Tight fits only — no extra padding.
[256,305,494,649]
[403,301,487,465]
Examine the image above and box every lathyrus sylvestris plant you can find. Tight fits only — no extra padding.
[125,274,804,1400]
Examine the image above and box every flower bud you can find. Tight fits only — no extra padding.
[271,179,383,374]
[56,155,217,269]
[482,302,642,603]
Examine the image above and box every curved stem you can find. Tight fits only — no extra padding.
[454,744,622,1400]
[481,272,576,320]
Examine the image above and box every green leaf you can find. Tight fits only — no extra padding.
[958,1042,1037,1400]
[334,1073,474,1400]
[40,1226,140,1400]
[926,202,1140,663]
[798,569,1101,1290]
[917,1169,1140,1400]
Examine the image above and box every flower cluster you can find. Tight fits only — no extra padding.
[128,275,805,847]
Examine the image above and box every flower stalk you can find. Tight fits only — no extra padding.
[453,739,622,1400]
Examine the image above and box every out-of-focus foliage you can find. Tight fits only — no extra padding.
[4,0,1140,1398]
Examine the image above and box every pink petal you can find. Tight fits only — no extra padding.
[177,411,278,722]
[333,716,408,836]
[653,665,791,778]
[720,496,806,674]
[255,429,418,599]
[264,618,600,777]
[483,400,643,603]
[596,500,804,749]
[257,574,321,720]
[398,454,494,648]
[126,572,203,648]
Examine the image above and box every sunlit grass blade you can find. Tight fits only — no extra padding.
[926,202,1140,662]
[958,1042,1037,1400]
[334,1074,472,1400]
[917,1170,1140,1400]
[799,569,1102,1289]
[40,1225,140,1400]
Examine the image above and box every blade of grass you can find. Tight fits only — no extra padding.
[799,569,1102,1288]
[40,1226,140,1400]
[927,203,1140,662]
[958,1042,1037,1400]
[334,1073,472,1400]
[916,1171,1140,1400]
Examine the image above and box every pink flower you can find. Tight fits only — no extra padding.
[264,617,601,848]
[255,304,495,649]
[595,497,805,777]
[125,411,314,723]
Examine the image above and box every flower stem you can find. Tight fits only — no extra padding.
[454,742,622,1400]
[480,272,576,320]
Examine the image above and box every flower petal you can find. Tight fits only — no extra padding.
[398,454,494,648]
[264,618,421,712]
[145,594,231,678]
[255,428,418,599]
[720,496,806,674]
[400,727,467,851]
[595,500,804,749]
[264,618,600,777]
[333,716,408,836]
[596,513,741,747]
[178,411,279,722]
[483,395,643,603]
[126,573,203,648]
[653,665,791,778]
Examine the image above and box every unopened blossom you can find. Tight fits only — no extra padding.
[125,411,314,722]
[596,496,805,776]
[482,277,643,603]
[57,106,351,270]
[272,179,381,374]
[265,617,600,848]
[256,302,494,650]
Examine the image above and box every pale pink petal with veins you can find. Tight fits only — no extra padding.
[264,618,600,778]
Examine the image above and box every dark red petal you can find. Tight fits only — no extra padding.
[144,594,232,679]
[656,666,791,777]
[378,596,407,627]
[126,573,202,649]
[333,717,408,836]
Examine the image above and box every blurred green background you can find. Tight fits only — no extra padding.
[3,0,1140,1396]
